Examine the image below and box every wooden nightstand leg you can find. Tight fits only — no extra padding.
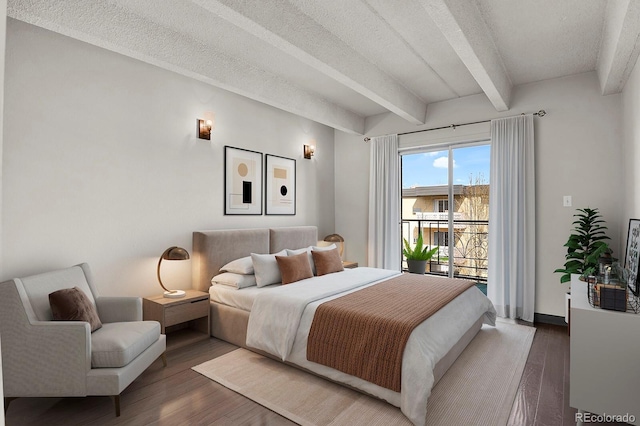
[161,352,167,367]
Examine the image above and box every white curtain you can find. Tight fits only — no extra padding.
[368,134,401,270]
[487,115,536,322]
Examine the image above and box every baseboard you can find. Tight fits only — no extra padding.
[534,313,567,326]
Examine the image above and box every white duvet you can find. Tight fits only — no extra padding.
[246,267,496,426]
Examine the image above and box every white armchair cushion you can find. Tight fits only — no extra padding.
[20,265,96,321]
[91,321,160,368]
[96,297,142,323]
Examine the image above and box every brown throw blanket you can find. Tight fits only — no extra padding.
[307,273,476,392]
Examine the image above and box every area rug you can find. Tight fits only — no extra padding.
[192,320,534,425]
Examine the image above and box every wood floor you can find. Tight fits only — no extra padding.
[5,323,581,426]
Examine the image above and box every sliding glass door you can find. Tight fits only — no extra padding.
[401,142,490,285]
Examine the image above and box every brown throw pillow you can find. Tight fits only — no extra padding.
[49,287,102,332]
[276,252,313,285]
[312,248,345,276]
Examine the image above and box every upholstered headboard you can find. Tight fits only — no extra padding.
[192,226,318,292]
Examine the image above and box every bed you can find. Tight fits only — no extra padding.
[192,226,496,426]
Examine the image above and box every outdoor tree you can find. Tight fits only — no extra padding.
[454,173,489,279]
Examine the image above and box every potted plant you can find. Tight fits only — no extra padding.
[554,207,611,283]
[403,232,439,274]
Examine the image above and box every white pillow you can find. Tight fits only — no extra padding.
[287,244,336,276]
[211,272,257,289]
[251,250,288,287]
[312,243,336,252]
[220,256,254,275]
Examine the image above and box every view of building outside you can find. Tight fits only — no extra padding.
[401,145,490,282]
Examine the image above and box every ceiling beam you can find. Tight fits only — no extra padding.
[597,0,640,95]
[191,0,427,125]
[420,0,511,112]
[7,0,365,134]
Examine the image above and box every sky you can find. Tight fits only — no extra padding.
[402,144,490,188]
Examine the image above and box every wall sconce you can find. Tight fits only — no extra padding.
[157,246,190,298]
[197,118,213,140]
[304,144,315,159]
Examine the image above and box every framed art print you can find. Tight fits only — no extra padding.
[624,218,640,296]
[224,146,263,215]
[265,154,296,215]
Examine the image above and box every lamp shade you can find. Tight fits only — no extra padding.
[323,234,344,243]
[161,246,190,261]
[157,246,190,298]
[323,234,344,257]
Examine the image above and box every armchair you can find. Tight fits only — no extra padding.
[0,263,166,416]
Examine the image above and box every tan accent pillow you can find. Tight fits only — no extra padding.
[49,287,103,332]
[312,248,345,276]
[276,252,313,285]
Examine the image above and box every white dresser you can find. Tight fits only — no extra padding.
[570,274,640,424]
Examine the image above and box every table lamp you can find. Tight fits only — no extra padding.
[323,234,344,258]
[157,246,190,298]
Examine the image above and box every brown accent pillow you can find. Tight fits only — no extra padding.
[49,287,102,332]
[312,248,345,276]
[276,252,313,285]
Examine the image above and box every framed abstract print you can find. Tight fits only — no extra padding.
[224,146,263,215]
[265,154,296,215]
[624,218,640,296]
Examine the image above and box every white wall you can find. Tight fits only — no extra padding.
[2,19,335,297]
[622,54,640,235]
[336,72,623,317]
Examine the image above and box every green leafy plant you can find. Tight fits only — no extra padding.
[403,232,439,261]
[554,207,611,283]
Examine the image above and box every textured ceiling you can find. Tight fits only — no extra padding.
[7,0,640,134]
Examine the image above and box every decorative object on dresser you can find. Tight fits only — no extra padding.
[584,265,639,314]
[224,146,263,215]
[265,154,296,215]
[143,290,210,351]
[157,246,190,299]
[0,263,167,417]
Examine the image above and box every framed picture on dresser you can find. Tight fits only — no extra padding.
[265,154,296,215]
[624,218,640,296]
[224,146,263,215]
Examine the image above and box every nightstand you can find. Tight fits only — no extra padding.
[342,261,358,269]
[143,290,210,351]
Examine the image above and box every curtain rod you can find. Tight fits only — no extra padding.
[363,109,546,142]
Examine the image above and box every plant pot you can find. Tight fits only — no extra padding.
[407,259,427,274]
[432,264,449,273]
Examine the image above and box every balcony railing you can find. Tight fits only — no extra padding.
[415,211,466,221]
[402,218,488,283]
